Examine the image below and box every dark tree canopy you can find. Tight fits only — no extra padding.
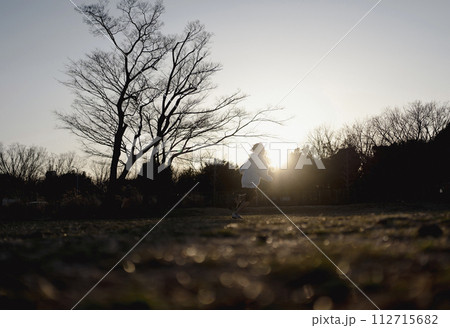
[308,101,450,162]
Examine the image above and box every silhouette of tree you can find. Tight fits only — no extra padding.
[47,152,84,175]
[307,125,343,159]
[0,143,47,181]
[90,160,110,187]
[303,101,449,203]
[342,120,378,160]
[369,101,450,146]
[57,0,280,191]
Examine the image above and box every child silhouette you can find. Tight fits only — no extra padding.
[232,143,273,219]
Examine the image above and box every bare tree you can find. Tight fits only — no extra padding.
[57,0,279,189]
[307,125,343,159]
[342,120,378,159]
[368,101,450,146]
[369,107,408,145]
[0,143,47,181]
[403,101,450,141]
[90,160,110,187]
[342,101,450,161]
[57,0,170,183]
[47,152,85,175]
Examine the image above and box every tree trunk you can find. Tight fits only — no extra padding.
[108,124,127,193]
[118,164,130,181]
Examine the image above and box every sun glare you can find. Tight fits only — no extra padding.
[266,148,287,170]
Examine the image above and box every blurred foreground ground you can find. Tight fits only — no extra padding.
[0,203,449,309]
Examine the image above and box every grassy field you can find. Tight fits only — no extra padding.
[0,203,449,309]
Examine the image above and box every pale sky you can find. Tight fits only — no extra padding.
[1,0,449,159]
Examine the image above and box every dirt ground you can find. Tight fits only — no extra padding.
[1,203,449,309]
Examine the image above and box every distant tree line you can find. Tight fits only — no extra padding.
[182,101,450,206]
[308,101,449,159]
[1,101,449,219]
[272,101,450,204]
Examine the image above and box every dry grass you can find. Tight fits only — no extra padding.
[0,203,449,309]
